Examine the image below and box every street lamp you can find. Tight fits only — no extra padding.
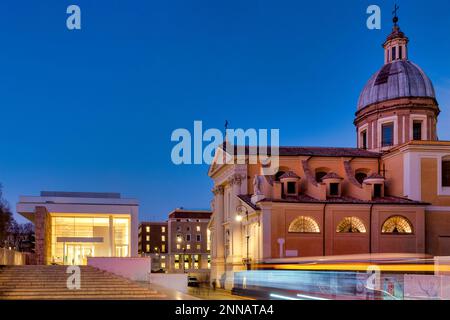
[236,205,251,270]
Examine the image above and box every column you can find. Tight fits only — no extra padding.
[259,204,272,260]
[109,215,114,257]
[230,174,243,265]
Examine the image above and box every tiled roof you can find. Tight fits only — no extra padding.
[322,172,343,180]
[221,144,380,158]
[365,173,385,180]
[238,194,427,206]
[279,171,300,179]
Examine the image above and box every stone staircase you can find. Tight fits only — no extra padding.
[0,265,167,300]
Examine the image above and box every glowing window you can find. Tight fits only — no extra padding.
[161,262,166,269]
[146,235,150,241]
[336,217,367,233]
[288,216,320,233]
[161,226,166,233]
[146,226,150,232]
[161,235,165,242]
[196,226,201,232]
[382,216,413,234]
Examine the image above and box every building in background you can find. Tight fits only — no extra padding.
[138,221,168,271]
[16,191,139,265]
[167,208,212,280]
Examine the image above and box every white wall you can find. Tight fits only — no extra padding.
[88,257,151,281]
[149,273,188,293]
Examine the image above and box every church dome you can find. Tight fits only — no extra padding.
[357,60,436,110]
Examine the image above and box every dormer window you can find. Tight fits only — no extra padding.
[287,182,296,194]
[374,184,382,198]
[279,171,301,197]
[330,183,339,196]
[363,173,385,199]
[321,172,343,198]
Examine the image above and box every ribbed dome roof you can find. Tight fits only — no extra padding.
[357,60,435,110]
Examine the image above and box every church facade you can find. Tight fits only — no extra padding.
[208,20,450,289]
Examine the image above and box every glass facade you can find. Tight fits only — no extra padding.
[50,215,130,265]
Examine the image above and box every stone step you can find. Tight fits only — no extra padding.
[0,265,161,300]
[0,288,156,294]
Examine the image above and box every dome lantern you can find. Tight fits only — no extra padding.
[354,7,440,152]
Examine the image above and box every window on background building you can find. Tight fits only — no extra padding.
[184,262,189,270]
[382,123,394,147]
[186,244,191,250]
[336,217,367,233]
[196,244,201,250]
[174,263,180,269]
[392,46,397,60]
[413,121,422,140]
[161,262,166,269]
[187,226,191,232]
[186,234,191,241]
[161,255,165,260]
[374,184,383,198]
[287,182,296,194]
[176,244,181,250]
[174,254,179,261]
[196,225,201,232]
[161,235,165,242]
[399,46,403,59]
[381,216,413,234]
[176,226,181,232]
[355,172,368,185]
[361,130,368,149]
[288,216,320,233]
[162,244,166,252]
[146,244,150,252]
[330,183,339,196]
[146,226,150,232]
[196,234,201,242]
[443,158,450,187]
[176,219,181,222]
[161,226,166,233]
[146,235,150,241]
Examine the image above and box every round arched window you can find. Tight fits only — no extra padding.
[288,216,320,233]
[381,216,413,234]
[336,217,367,233]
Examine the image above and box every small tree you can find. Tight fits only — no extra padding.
[0,183,14,246]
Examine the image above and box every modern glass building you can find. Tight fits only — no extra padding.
[17,191,139,265]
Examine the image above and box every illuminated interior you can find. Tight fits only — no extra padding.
[50,214,130,265]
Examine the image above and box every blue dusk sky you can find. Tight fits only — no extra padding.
[1,0,449,223]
